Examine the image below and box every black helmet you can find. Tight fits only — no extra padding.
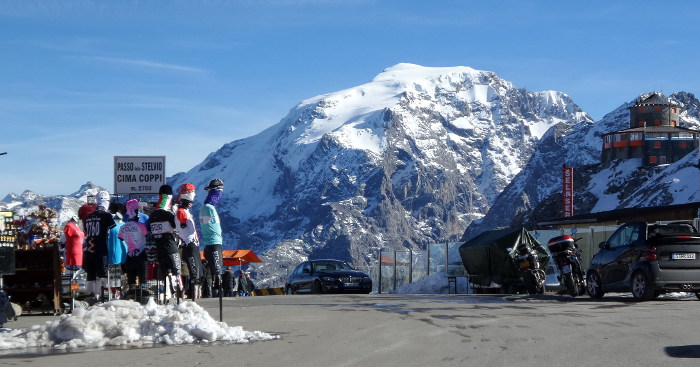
[204,178,224,190]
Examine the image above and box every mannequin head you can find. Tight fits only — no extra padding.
[156,185,173,210]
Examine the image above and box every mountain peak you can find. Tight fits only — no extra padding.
[170,63,595,287]
[69,181,104,199]
[374,63,481,82]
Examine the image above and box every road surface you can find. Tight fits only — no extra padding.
[2,293,700,366]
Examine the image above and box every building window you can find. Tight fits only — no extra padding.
[639,107,645,113]
[680,142,687,149]
[653,141,662,148]
[672,132,694,139]
[638,120,646,127]
[654,120,661,125]
[660,156,667,164]
[614,134,627,142]
[672,107,677,113]
[672,120,677,126]
[654,107,661,112]
[647,132,668,139]
[649,156,657,163]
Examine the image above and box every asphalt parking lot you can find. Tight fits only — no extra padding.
[3,293,700,367]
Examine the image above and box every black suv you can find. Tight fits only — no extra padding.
[586,221,700,301]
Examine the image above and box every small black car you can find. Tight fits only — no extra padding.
[285,259,372,294]
[587,221,700,301]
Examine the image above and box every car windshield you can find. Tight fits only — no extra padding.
[649,223,698,235]
[313,261,352,271]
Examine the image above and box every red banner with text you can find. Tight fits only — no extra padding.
[562,166,574,217]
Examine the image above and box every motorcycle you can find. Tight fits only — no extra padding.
[514,242,546,294]
[547,235,586,297]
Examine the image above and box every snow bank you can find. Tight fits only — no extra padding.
[0,298,278,351]
[391,272,453,294]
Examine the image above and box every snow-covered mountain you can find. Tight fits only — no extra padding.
[3,64,697,288]
[169,63,591,284]
[0,182,106,225]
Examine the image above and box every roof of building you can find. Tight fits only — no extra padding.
[602,125,700,135]
[630,92,681,108]
[537,202,700,227]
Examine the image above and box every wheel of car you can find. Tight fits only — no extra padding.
[285,286,295,295]
[631,270,654,301]
[311,280,323,294]
[586,271,604,299]
[695,292,700,301]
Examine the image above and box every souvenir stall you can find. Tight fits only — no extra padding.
[3,206,63,314]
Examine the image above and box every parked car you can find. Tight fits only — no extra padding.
[544,263,562,291]
[285,259,372,294]
[586,221,700,301]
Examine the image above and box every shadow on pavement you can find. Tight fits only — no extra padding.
[665,345,700,358]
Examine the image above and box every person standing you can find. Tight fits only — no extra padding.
[176,183,203,300]
[149,185,183,301]
[199,179,224,295]
[84,190,116,301]
[237,271,249,297]
[222,266,235,297]
[244,272,255,296]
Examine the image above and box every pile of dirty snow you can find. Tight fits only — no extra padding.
[391,272,470,294]
[0,298,277,350]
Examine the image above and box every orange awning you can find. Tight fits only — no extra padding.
[200,249,262,266]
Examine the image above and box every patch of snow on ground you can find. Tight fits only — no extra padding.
[0,298,277,351]
[391,272,470,294]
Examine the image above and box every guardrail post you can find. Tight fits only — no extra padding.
[409,251,413,284]
[378,249,382,294]
[393,251,397,292]
[427,244,431,276]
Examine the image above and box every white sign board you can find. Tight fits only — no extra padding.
[114,156,166,195]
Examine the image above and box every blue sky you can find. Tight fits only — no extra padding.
[1,0,699,196]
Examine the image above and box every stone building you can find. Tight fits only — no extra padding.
[601,92,699,165]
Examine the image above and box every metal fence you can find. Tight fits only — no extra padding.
[371,228,631,294]
[370,226,630,294]
[359,220,700,294]
[370,242,467,294]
